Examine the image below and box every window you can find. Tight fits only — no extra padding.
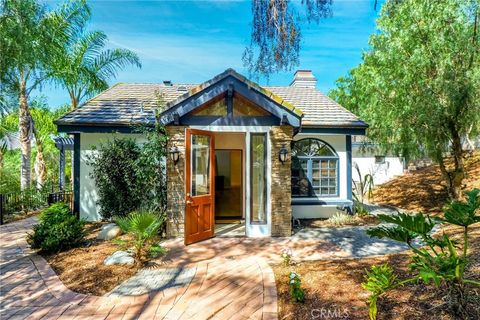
[250,133,267,224]
[375,155,386,164]
[291,138,338,197]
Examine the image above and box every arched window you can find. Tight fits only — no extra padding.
[291,138,339,197]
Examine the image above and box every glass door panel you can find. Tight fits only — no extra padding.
[191,135,210,196]
[250,133,266,224]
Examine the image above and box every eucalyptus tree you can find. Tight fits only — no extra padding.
[330,0,480,200]
[243,0,333,77]
[54,30,141,110]
[0,0,90,190]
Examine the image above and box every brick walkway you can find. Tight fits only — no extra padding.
[0,218,278,320]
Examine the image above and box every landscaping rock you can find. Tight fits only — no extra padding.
[104,251,135,266]
[97,223,122,240]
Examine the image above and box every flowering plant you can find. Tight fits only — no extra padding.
[288,272,305,303]
[281,248,292,266]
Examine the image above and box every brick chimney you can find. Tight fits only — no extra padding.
[290,70,317,88]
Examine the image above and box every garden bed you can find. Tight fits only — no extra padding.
[273,224,480,320]
[300,214,380,228]
[41,222,140,296]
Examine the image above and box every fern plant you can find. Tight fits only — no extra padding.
[114,211,165,264]
[363,189,480,319]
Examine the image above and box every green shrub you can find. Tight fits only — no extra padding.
[288,272,306,303]
[28,203,85,253]
[363,189,480,320]
[87,138,142,219]
[115,211,165,264]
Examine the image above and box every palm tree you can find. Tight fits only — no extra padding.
[0,0,90,190]
[30,106,61,190]
[55,30,141,109]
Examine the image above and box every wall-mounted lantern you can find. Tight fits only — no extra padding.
[169,146,180,164]
[279,145,288,164]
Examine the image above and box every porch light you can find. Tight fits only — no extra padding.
[279,145,288,164]
[169,146,180,164]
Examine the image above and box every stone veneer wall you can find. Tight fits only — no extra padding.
[270,126,293,237]
[166,126,186,237]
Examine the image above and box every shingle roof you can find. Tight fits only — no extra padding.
[266,86,366,127]
[56,70,367,129]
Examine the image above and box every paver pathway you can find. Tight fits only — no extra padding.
[1,207,414,320]
[0,218,277,320]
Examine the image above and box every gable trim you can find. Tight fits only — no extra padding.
[159,75,302,127]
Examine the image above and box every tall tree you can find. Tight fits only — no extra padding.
[30,103,66,190]
[0,0,89,190]
[330,0,480,199]
[54,30,141,110]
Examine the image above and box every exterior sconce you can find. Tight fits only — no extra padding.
[279,145,288,164]
[169,146,180,164]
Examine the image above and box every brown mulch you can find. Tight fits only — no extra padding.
[301,215,380,228]
[274,223,480,320]
[42,222,140,296]
[373,151,480,215]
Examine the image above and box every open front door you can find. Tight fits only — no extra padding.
[185,129,215,245]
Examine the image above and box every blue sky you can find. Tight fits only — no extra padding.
[40,0,382,108]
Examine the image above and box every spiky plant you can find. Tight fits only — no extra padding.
[115,211,164,264]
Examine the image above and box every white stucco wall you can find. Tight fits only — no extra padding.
[79,133,145,221]
[291,133,349,219]
[352,156,405,185]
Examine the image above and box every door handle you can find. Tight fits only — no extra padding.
[186,199,193,205]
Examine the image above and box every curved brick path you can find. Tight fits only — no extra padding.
[0,218,278,320]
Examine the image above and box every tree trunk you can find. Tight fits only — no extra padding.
[19,78,31,190]
[436,124,465,200]
[34,141,47,190]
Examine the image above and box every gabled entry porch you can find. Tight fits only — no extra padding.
[161,69,302,244]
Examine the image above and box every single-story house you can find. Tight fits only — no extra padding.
[56,69,368,244]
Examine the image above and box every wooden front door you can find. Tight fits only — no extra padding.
[185,129,215,245]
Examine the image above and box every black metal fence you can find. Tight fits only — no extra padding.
[0,188,73,225]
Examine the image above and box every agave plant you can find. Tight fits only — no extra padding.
[114,211,165,264]
[352,162,374,215]
[363,189,480,319]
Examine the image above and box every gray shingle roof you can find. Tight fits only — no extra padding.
[56,73,367,129]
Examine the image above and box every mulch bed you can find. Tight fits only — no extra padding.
[274,221,480,320]
[41,222,140,296]
[300,215,380,228]
[373,151,480,215]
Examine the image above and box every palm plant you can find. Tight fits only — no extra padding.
[115,211,165,265]
[1,0,90,190]
[54,30,141,109]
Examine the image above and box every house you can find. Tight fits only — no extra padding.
[55,69,368,244]
[351,136,405,185]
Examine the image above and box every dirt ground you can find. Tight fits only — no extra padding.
[373,151,480,214]
[42,222,140,296]
[274,224,480,320]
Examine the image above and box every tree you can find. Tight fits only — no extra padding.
[243,0,333,77]
[330,0,480,200]
[0,0,90,190]
[54,30,141,110]
[30,102,69,190]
